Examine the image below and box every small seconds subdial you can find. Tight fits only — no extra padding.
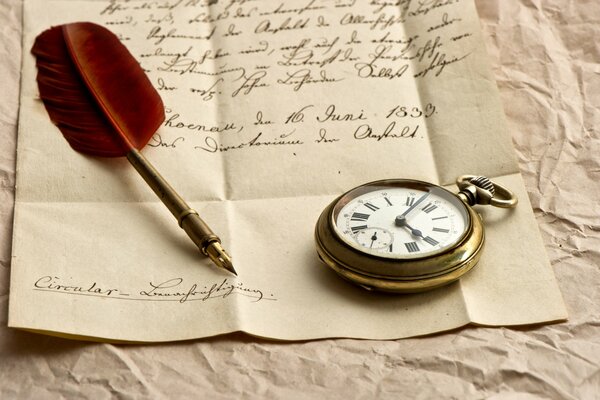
[354,227,394,250]
[333,183,470,259]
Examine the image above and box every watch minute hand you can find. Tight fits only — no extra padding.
[400,192,430,218]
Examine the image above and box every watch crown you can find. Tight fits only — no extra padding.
[456,175,518,208]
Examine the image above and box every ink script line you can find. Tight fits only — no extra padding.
[33,276,276,304]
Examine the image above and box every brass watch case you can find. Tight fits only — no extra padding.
[314,179,484,293]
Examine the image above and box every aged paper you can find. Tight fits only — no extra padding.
[9,0,566,342]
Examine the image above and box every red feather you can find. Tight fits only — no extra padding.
[32,22,164,157]
[30,22,236,275]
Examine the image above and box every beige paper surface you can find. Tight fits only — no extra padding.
[9,0,566,342]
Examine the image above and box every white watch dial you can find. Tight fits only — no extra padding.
[333,182,470,259]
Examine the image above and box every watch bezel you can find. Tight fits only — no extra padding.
[314,179,485,293]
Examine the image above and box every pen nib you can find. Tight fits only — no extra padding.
[205,241,237,276]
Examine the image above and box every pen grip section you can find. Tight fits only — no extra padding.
[126,148,218,252]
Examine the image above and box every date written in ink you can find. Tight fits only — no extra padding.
[385,103,437,119]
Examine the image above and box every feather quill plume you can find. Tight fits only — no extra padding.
[31,22,235,275]
[32,22,164,156]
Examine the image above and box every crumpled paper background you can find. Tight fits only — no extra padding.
[0,0,598,398]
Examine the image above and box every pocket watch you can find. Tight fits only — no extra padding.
[314,175,517,293]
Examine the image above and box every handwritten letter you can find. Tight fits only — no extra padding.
[93,0,491,200]
[9,0,566,341]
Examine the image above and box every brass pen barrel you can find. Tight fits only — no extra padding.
[126,149,236,275]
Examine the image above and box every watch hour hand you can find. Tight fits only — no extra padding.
[405,223,423,238]
[395,216,424,238]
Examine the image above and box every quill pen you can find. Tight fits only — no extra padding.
[31,22,236,275]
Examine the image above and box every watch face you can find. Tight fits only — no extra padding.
[332,180,470,259]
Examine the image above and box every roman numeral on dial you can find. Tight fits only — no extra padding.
[364,202,379,212]
[432,227,449,233]
[422,203,438,213]
[423,236,439,246]
[351,212,370,222]
[406,196,415,206]
[405,242,420,253]
[351,225,368,234]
